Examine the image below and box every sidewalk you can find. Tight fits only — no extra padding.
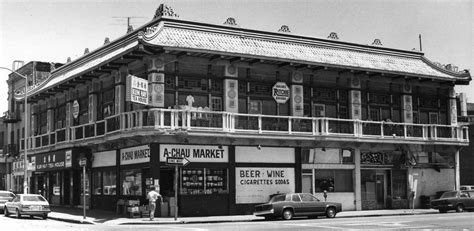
[48,206,439,225]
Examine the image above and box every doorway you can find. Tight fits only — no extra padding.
[361,169,389,210]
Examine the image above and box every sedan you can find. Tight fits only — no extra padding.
[254,193,342,220]
[430,190,474,213]
[4,194,51,219]
[0,191,16,213]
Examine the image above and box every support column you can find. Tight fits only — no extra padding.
[455,149,460,190]
[401,82,413,123]
[348,75,362,120]
[223,64,238,113]
[115,69,127,115]
[291,71,304,117]
[354,148,362,210]
[145,56,165,108]
[448,88,457,125]
[88,80,99,123]
[46,99,55,133]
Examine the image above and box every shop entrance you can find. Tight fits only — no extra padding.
[361,169,390,210]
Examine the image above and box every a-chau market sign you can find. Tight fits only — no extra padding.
[33,150,72,171]
[120,145,150,165]
[272,82,290,104]
[126,74,148,105]
[160,144,228,163]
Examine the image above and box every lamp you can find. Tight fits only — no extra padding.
[0,66,29,194]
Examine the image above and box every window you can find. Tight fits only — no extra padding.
[313,104,325,117]
[121,169,142,196]
[370,108,381,121]
[98,88,115,120]
[92,171,102,195]
[55,104,66,129]
[211,97,222,111]
[314,169,353,192]
[429,112,439,124]
[180,168,228,195]
[249,100,262,114]
[102,170,117,195]
[301,148,354,164]
[300,193,318,202]
[291,194,301,202]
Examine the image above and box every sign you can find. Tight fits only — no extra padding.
[72,100,79,119]
[235,167,295,204]
[166,157,190,166]
[35,151,69,171]
[79,158,87,167]
[126,74,148,105]
[235,147,295,163]
[160,145,228,163]
[120,145,150,165]
[92,150,116,168]
[65,150,72,168]
[272,82,290,104]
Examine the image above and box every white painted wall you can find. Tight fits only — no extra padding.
[314,192,355,211]
[412,168,455,207]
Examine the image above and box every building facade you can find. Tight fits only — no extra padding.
[4,4,471,216]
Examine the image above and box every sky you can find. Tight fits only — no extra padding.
[0,0,472,114]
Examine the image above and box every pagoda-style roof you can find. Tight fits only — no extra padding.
[20,13,471,100]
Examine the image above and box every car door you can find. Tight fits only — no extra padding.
[290,194,304,215]
[465,191,474,209]
[7,196,19,212]
[299,193,325,215]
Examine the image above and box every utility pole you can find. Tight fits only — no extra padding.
[111,16,147,33]
[419,34,423,52]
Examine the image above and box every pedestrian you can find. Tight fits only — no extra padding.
[146,186,162,221]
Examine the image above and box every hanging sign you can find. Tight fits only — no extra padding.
[126,74,148,105]
[72,100,79,119]
[160,144,228,163]
[120,145,150,165]
[272,82,290,104]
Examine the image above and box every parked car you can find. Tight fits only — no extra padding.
[430,190,474,213]
[254,193,342,220]
[0,191,16,213]
[460,185,474,191]
[4,194,51,219]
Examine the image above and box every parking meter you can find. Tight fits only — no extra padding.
[323,190,328,201]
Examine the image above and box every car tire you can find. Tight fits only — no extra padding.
[326,207,337,218]
[15,209,21,219]
[456,204,464,213]
[4,207,9,217]
[43,213,48,220]
[439,209,447,213]
[282,209,293,220]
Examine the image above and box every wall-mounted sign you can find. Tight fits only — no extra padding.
[126,74,148,105]
[120,145,150,165]
[235,146,295,163]
[235,167,295,204]
[160,145,228,163]
[35,151,69,171]
[92,150,116,168]
[272,82,290,104]
[72,100,79,119]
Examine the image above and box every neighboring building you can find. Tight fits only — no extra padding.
[4,4,471,216]
[0,116,7,190]
[459,102,474,186]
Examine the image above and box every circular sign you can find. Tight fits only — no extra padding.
[272,82,290,104]
[72,100,80,119]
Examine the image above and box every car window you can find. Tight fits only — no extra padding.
[270,195,286,203]
[441,192,457,198]
[23,195,47,202]
[300,193,318,202]
[13,197,20,202]
[0,192,15,197]
[460,192,469,198]
[291,194,301,202]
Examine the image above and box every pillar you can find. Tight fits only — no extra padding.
[88,80,99,123]
[455,149,460,190]
[223,64,238,113]
[354,148,362,210]
[348,75,362,120]
[46,99,54,133]
[145,56,165,108]
[291,71,304,117]
[401,81,413,123]
[448,88,457,125]
[114,69,127,115]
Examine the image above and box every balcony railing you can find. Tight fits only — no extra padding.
[22,109,470,150]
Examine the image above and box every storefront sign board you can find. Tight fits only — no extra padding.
[35,151,70,171]
[126,74,148,105]
[160,145,228,163]
[120,145,150,165]
[272,82,290,104]
[235,147,295,163]
[235,167,295,204]
[92,150,116,168]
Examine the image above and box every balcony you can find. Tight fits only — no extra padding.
[3,144,19,156]
[22,109,470,150]
[2,111,21,123]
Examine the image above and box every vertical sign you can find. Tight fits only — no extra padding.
[126,74,149,105]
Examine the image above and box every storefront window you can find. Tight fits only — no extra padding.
[315,169,353,192]
[181,168,228,195]
[52,172,61,196]
[92,171,102,195]
[121,169,142,196]
[102,170,116,195]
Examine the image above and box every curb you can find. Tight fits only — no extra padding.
[48,216,95,225]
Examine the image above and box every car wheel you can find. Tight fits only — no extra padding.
[4,207,9,217]
[43,213,48,220]
[326,207,337,218]
[282,209,293,220]
[456,204,464,213]
[439,209,447,213]
[15,209,21,219]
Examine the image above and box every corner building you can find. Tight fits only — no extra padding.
[5,5,471,216]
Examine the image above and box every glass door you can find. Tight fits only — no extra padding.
[375,173,387,209]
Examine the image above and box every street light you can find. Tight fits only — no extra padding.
[0,66,29,194]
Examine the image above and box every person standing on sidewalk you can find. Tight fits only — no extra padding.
[147,186,162,221]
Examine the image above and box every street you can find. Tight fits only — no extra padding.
[1,213,474,230]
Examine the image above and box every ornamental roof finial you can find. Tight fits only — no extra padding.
[104,37,110,45]
[154,4,179,19]
[372,39,383,46]
[223,17,238,26]
[327,32,339,40]
[278,25,291,33]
